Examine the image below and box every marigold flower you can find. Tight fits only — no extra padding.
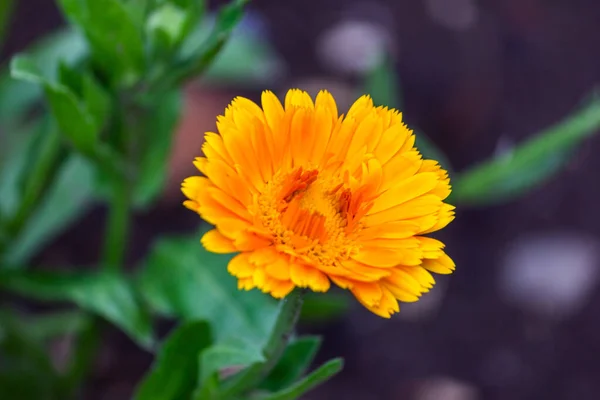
[182,89,455,318]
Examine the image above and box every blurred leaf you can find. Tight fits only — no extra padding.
[57,60,83,94]
[2,154,96,266]
[363,57,452,171]
[124,0,152,27]
[164,0,247,88]
[0,270,154,349]
[138,234,279,351]
[82,73,112,131]
[261,336,322,392]
[147,3,188,50]
[20,310,91,341]
[365,55,401,109]
[0,118,47,219]
[257,358,344,400]
[0,310,59,400]
[0,27,87,126]
[133,89,182,208]
[453,95,600,206]
[134,321,212,400]
[184,13,282,87]
[11,55,99,153]
[57,0,145,87]
[199,337,264,385]
[300,292,349,324]
[0,0,15,51]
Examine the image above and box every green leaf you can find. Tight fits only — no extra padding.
[364,55,401,109]
[187,14,282,87]
[0,270,154,349]
[2,154,96,266]
[452,95,600,206]
[138,235,279,354]
[257,358,344,400]
[300,292,350,323]
[10,55,99,153]
[261,336,322,392]
[134,321,212,400]
[44,83,98,152]
[0,310,60,400]
[164,0,248,88]
[58,60,83,94]
[363,57,452,171]
[0,0,15,52]
[133,89,182,208]
[0,118,49,219]
[147,3,188,50]
[9,55,45,84]
[19,310,91,341]
[0,27,87,127]
[199,337,265,385]
[57,0,145,86]
[82,73,112,131]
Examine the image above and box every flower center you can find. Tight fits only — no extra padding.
[256,167,367,267]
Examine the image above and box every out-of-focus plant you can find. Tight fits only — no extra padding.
[1,1,338,399]
[363,56,600,206]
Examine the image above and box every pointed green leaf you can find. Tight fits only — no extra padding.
[147,3,188,49]
[57,60,83,94]
[138,235,279,344]
[0,309,60,400]
[199,337,265,385]
[134,321,212,400]
[261,336,322,392]
[137,235,279,382]
[82,73,112,131]
[165,0,247,88]
[0,270,154,349]
[453,94,600,205]
[363,57,452,171]
[0,28,87,126]
[9,55,44,84]
[258,358,344,400]
[364,55,401,109]
[133,89,182,208]
[10,55,99,153]
[2,154,96,266]
[43,83,98,152]
[57,0,145,86]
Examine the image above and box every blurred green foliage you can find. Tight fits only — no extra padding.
[0,0,339,399]
[363,58,600,207]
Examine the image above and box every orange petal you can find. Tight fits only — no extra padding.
[290,263,330,292]
[352,246,422,267]
[359,286,399,318]
[270,280,295,298]
[350,281,383,308]
[265,256,291,281]
[422,253,455,275]
[201,229,237,253]
[228,253,255,278]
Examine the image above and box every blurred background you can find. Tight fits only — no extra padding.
[2,0,600,399]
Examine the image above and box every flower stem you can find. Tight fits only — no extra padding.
[101,172,130,271]
[222,290,305,398]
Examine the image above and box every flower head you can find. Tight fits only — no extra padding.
[182,89,455,317]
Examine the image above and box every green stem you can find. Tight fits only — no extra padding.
[101,174,130,270]
[221,290,305,399]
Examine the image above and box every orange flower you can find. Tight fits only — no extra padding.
[182,89,455,317]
